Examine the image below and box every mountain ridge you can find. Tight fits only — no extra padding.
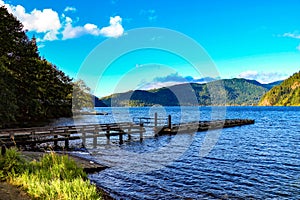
[96,78,283,107]
[259,71,300,106]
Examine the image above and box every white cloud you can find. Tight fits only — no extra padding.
[0,1,124,42]
[283,32,300,39]
[62,16,124,39]
[237,70,288,83]
[1,1,61,41]
[282,32,300,50]
[64,6,76,12]
[99,16,124,38]
[62,17,85,39]
[138,73,217,90]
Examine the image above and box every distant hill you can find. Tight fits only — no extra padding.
[259,71,300,106]
[263,80,284,90]
[99,78,275,106]
[94,96,108,107]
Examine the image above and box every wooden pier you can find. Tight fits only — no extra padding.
[0,114,255,149]
[156,118,255,136]
[0,122,145,148]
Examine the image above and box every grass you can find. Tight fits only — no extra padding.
[0,148,102,200]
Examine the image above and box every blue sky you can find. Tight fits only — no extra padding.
[1,0,300,97]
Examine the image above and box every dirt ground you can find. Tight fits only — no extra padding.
[0,181,32,200]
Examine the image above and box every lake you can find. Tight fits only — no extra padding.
[53,106,300,199]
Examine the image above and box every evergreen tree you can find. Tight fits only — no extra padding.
[0,6,73,127]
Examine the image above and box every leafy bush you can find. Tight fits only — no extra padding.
[0,147,26,180]
[28,152,87,181]
[0,148,101,200]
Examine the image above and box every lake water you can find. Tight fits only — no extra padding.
[54,106,300,199]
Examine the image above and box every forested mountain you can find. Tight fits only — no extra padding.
[99,78,272,106]
[0,7,74,127]
[259,71,300,106]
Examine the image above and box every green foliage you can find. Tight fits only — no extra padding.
[259,71,300,106]
[72,80,94,111]
[13,175,100,200]
[0,147,26,180]
[0,148,101,200]
[0,6,74,127]
[100,79,270,106]
[28,152,87,181]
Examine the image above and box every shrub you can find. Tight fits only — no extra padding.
[0,148,101,200]
[0,147,26,180]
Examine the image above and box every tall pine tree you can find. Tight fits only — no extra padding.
[0,6,73,127]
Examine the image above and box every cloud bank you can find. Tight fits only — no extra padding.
[138,73,217,90]
[237,70,288,83]
[62,16,123,40]
[0,1,124,42]
[283,32,300,39]
[282,32,300,51]
[64,6,76,12]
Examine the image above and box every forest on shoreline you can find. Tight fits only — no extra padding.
[0,6,91,128]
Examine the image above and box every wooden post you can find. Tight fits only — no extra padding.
[106,125,110,145]
[119,130,123,145]
[81,128,86,147]
[64,129,69,149]
[168,115,172,129]
[52,130,58,147]
[139,123,144,142]
[128,124,132,140]
[93,127,98,148]
[154,112,158,127]
[9,132,14,141]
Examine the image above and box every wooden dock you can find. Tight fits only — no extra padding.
[156,119,255,136]
[0,122,145,148]
[0,114,255,149]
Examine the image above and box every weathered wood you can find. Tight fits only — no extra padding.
[0,119,254,148]
[158,119,255,135]
[82,128,86,147]
[128,124,132,140]
[64,129,69,149]
[93,127,98,148]
[52,130,58,147]
[168,115,172,129]
[139,123,144,142]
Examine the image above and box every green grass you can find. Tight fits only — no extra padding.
[0,148,102,200]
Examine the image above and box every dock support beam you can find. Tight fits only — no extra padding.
[52,130,58,148]
[106,126,110,145]
[64,130,69,149]
[139,123,144,142]
[128,124,132,140]
[81,128,86,147]
[168,115,172,129]
[93,127,98,148]
[119,132,123,145]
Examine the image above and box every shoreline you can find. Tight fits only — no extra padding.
[20,150,115,200]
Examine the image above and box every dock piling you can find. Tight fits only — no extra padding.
[52,130,58,147]
[93,127,98,148]
[82,128,86,147]
[128,124,132,140]
[168,115,172,129]
[139,123,144,142]
[64,129,69,149]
